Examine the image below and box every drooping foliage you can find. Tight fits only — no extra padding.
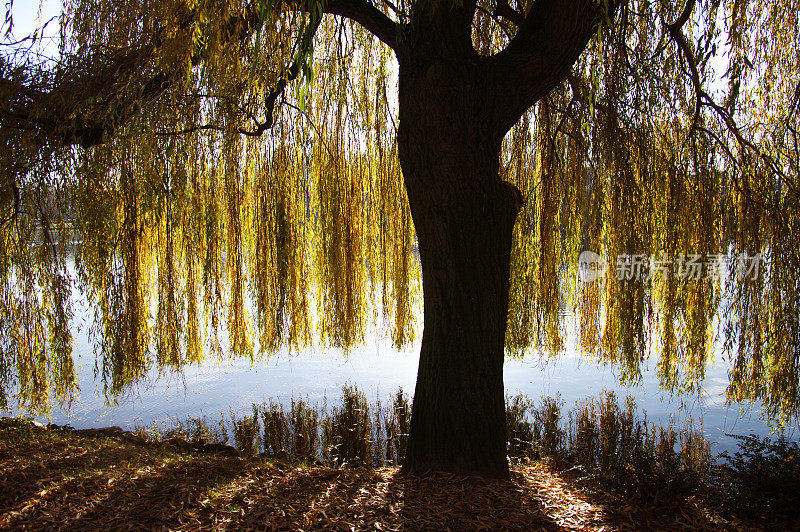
[0,0,798,427]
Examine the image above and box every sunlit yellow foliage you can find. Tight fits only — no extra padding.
[0,0,798,427]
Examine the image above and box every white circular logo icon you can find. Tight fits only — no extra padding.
[578,251,607,283]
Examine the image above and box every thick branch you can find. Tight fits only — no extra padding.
[493,0,524,27]
[486,0,618,138]
[325,0,398,49]
[0,0,398,150]
[1,44,179,148]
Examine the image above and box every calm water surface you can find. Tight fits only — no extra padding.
[9,290,791,456]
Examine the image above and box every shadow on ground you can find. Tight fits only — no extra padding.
[0,423,756,530]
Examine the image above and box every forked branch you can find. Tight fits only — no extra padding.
[486,0,619,138]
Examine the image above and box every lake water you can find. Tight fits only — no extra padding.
[7,289,792,456]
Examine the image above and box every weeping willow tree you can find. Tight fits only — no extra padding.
[1,0,799,477]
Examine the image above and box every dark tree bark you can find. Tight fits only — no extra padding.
[393,0,610,478]
[398,144,521,478]
[395,31,522,479]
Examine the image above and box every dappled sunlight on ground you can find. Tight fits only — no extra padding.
[0,421,760,530]
[515,463,609,529]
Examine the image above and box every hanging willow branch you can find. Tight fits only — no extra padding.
[0,0,799,427]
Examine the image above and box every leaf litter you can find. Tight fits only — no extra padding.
[0,419,772,530]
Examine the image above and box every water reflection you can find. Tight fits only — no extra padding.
[11,301,788,455]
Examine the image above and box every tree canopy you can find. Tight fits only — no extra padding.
[1,0,799,431]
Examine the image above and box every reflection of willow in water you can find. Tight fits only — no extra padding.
[0,1,798,430]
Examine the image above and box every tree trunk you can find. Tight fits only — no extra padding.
[397,52,523,479]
